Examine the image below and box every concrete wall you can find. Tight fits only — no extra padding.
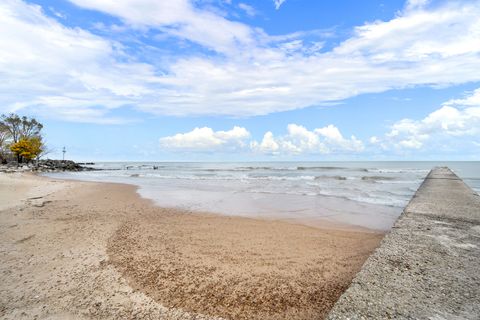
[327,167,480,319]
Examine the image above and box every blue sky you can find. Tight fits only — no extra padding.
[1,0,479,161]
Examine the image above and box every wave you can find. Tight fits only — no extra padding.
[122,173,321,182]
[246,188,406,207]
[314,175,347,180]
[299,166,371,173]
[205,167,270,172]
[201,166,300,172]
[367,168,429,174]
[315,190,408,207]
[297,166,344,170]
[237,166,281,170]
[361,176,396,181]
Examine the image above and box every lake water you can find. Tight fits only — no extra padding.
[46,161,480,231]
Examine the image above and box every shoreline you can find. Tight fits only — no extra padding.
[0,172,384,319]
[43,171,394,233]
[46,173,382,233]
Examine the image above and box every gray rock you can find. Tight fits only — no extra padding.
[0,159,96,173]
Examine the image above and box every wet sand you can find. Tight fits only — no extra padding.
[0,173,384,319]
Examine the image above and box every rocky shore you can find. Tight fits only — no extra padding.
[0,159,94,173]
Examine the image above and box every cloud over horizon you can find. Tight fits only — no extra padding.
[160,126,251,151]
[372,88,480,152]
[251,124,364,155]
[158,88,480,156]
[159,123,364,155]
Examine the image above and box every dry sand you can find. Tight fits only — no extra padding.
[0,173,384,319]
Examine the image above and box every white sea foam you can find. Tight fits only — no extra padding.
[45,161,480,230]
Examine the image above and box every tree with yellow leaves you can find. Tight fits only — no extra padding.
[10,137,44,163]
[1,113,45,163]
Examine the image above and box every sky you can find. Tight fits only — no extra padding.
[1,0,479,161]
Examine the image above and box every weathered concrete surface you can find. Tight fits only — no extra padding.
[327,167,480,320]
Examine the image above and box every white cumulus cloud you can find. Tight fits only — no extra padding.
[159,126,251,151]
[161,124,364,155]
[250,131,280,154]
[374,88,480,151]
[251,124,363,155]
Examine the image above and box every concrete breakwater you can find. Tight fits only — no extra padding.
[327,167,480,319]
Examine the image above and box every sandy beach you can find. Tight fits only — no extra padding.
[0,173,384,319]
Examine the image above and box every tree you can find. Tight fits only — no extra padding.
[0,125,9,164]
[20,116,43,141]
[0,113,43,143]
[0,114,21,144]
[10,137,44,163]
[0,114,44,163]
